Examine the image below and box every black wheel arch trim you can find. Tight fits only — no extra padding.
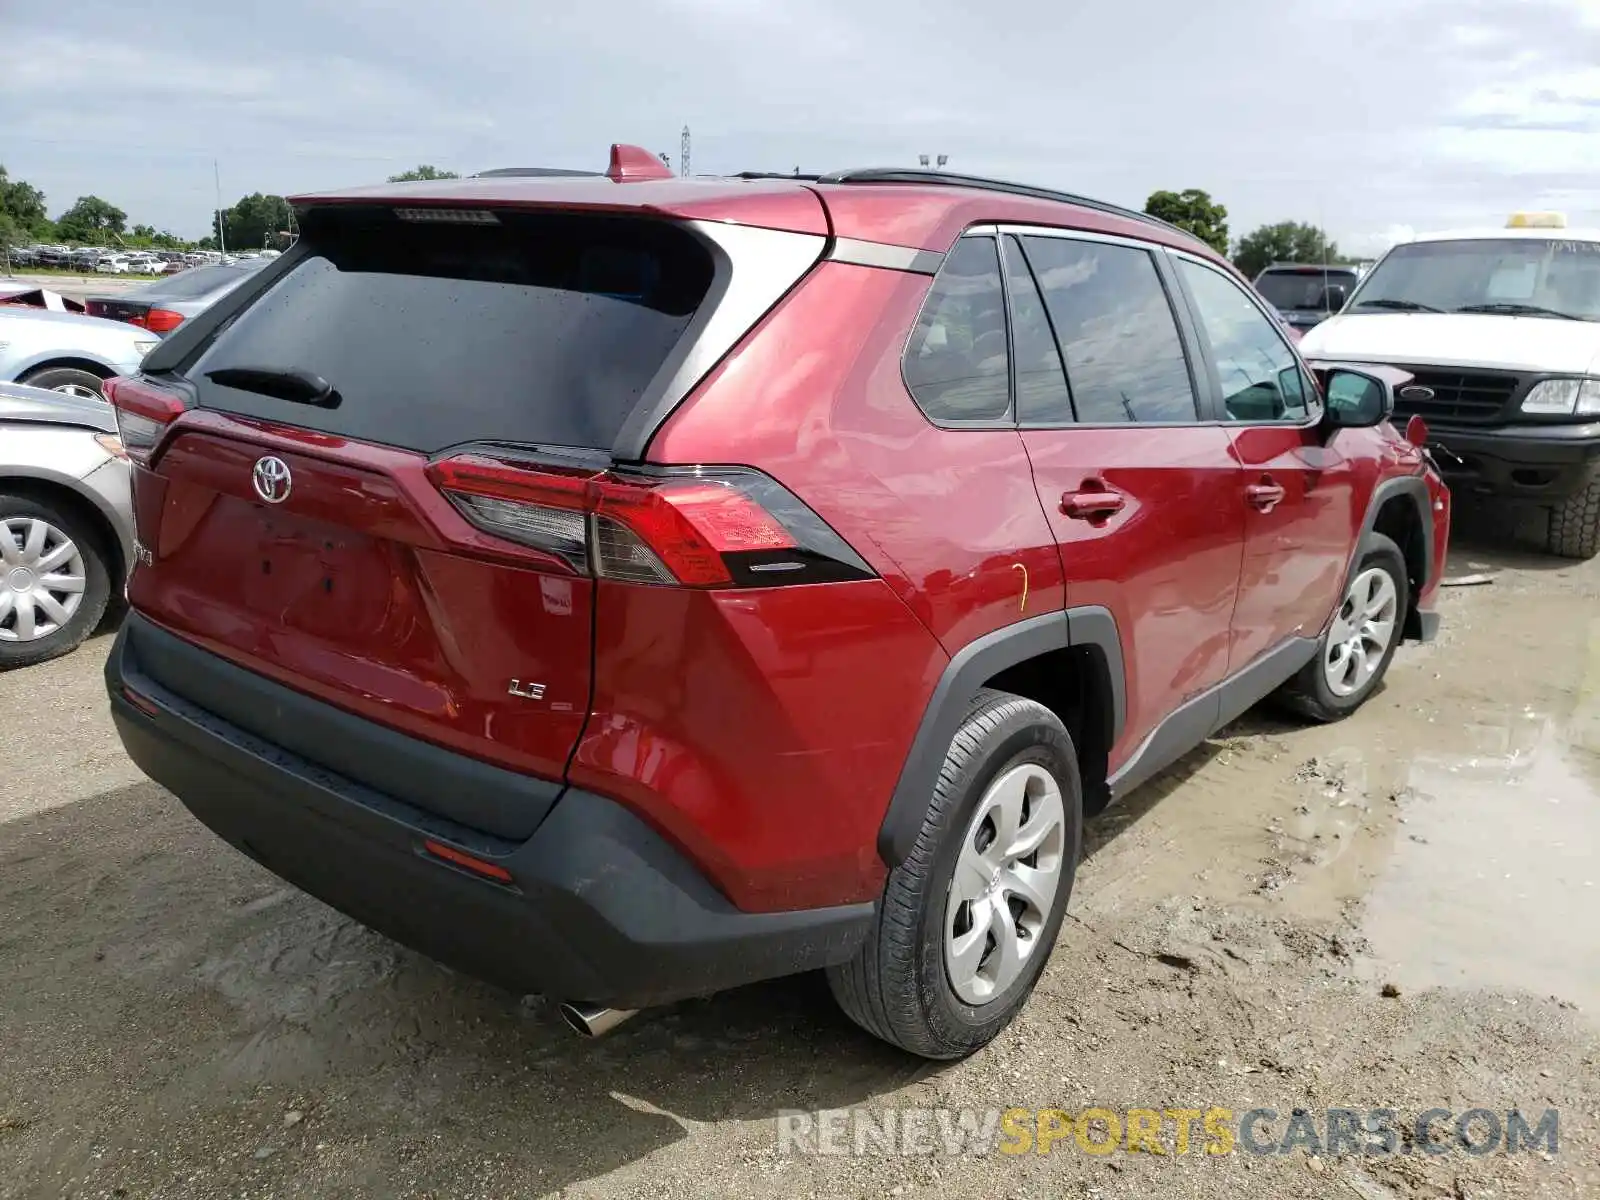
[1342,473,1434,630]
[877,606,1125,866]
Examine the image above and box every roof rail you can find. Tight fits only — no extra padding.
[730,171,824,182]
[471,167,602,178]
[815,168,1197,243]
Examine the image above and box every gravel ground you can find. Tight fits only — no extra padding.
[1,506,1597,1199]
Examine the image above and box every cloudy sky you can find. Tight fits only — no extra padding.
[5,0,1599,252]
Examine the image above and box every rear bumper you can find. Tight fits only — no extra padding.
[105,617,873,1009]
[1426,422,1600,501]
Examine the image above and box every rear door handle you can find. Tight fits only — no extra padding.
[1246,479,1286,511]
[1061,483,1126,521]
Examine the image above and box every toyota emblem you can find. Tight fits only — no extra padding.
[252,455,292,504]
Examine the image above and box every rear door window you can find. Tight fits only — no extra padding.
[189,208,715,453]
[1022,235,1198,424]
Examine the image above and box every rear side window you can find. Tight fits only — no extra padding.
[190,209,715,453]
[1022,236,1198,424]
[902,236,1011,423]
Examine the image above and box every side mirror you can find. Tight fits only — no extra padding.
[1324,284,1349,311]
[1315,367,1396,430]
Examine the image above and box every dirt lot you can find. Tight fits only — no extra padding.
[3,506,1597,1200]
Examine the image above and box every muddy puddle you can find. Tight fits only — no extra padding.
[1076,596,1600,1025]
[1358,711,1600,1012]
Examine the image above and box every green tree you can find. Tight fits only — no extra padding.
[388,165,459,182]
[1144,188,1229,255]
[0,165,49,234]
[131,223,156,241]
[1233,221,1341,279]
[214,193,293,249]
[55,195,128,244]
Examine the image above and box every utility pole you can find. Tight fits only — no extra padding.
[214,159,226,254]
[681,126,691,178]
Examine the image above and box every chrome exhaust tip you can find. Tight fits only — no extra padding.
[558,1002,640,1038]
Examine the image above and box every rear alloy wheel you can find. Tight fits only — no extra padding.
[827,689,1082,1059]
[18,367,107,400]
[1547,477,1600,560]
[0,495,113,669]
[1277,531,1408,722]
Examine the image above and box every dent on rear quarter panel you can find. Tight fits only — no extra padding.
[570,579,945,913]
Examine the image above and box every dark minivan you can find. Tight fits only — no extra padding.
[1253,263,1361,332]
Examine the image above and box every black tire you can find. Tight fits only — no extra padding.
[827,689,1083,1059]
[1547,479,1600,560]
[18,366,107,398]
[0,492,113,670]
[1276,531,1408,723]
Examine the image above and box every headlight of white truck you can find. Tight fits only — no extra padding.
[1521,378,1600,415]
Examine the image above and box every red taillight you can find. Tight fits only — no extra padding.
[104,376,186,466]
[424,453,868,589]
[143,308,185,334]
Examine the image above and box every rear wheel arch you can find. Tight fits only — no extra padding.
[18,357,117,382]
[878,607,1125,865]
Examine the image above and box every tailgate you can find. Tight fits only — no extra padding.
[128,423,592,840]
[121,204,734,840]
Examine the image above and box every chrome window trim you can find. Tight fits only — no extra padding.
[826,238,944,275]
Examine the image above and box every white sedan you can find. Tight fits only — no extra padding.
[0,306,157,398]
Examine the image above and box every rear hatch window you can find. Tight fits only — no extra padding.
[188,207,716,453]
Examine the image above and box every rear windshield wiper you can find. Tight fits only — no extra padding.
[1352,298,1442,313]
[204,366,342,408]
[1454,302,1589,321]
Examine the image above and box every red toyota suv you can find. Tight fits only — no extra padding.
[103,146,1450,1059]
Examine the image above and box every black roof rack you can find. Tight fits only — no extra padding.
[470,167,603,178]
[729,171,824,181]
[814,168,1196,243]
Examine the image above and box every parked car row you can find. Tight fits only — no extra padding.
[7,244,281,273]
